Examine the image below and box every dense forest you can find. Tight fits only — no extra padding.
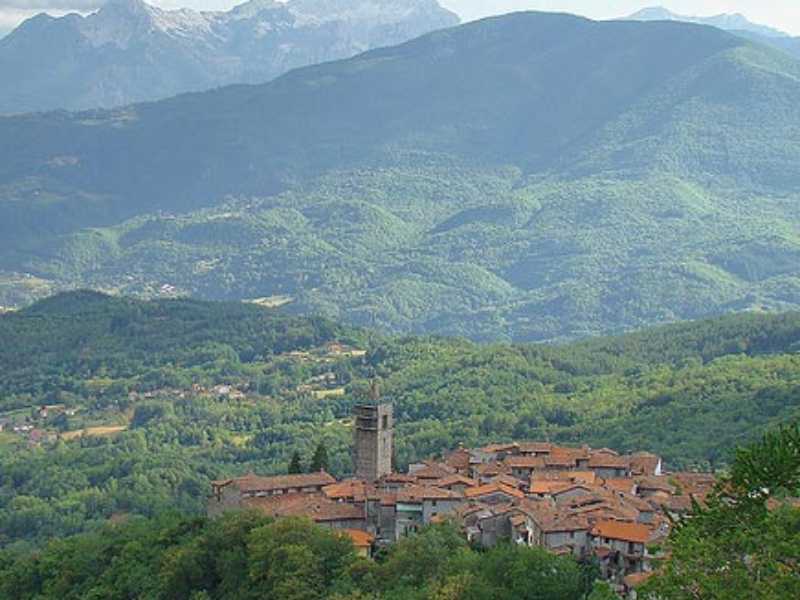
[0,292,799,548]
[0,515,603,600]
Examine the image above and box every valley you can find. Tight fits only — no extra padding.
[0,291,798,548]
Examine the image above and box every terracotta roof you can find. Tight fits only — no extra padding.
[594,448,620,456]
[636,477,675,493]
[517,442,553,454]
[588,454,629,469]
[464,482,525,500]
[473,462,510,476]
[480,442,519,454]
[616,492,654,512]
[323,479,370,501]
[380,473,417,483]
[505,455,546,469]
[671,472,717,495]
[624,572,655,588]
[594,546,613,559]
[551,484,597,498]
[531,510,590,533]
[341,529,374,548]
[222,471,336,493]
[651,494,693,513]
[411,462,456,480]
[436,474,479,489]
[545,456,578,468]
[604,478,637,494]
[628,452,662,476]
[591,520,650,544]
[490,474,525,488]
[445,448,472,471]
[530,481,574,495]
[509,514,528,527]
[396,485,462,503]
[568,471,598,484]
[243,493,365,523]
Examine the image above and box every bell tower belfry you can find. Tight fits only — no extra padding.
[353,380,393,481]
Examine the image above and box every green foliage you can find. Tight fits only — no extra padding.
[311,442,330,473]
[642,423,800,599]
[0,518,594,600]
[288,451,304,475]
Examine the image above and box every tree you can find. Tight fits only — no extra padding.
[642,422,800,600]
[289,451,304,475]
[586,582,619,600]
[310,442,329,473]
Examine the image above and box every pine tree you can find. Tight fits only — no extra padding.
[288,451,304,474]
[310,442,329,473]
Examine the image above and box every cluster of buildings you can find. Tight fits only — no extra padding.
[208,402,715,595]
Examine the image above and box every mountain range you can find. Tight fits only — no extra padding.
[629,6,800,60]
[0,0,458,113]
[2,11,800,341]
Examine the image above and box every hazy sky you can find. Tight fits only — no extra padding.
[2,0,800,35]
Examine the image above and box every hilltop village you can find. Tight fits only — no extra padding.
[209,401,716,597]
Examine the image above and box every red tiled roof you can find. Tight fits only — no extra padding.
[396,485,461,503]
[517,442,553,454]
[243,493,365,523]
[603,478,637,494]
[588,454,629,469]
[436,474,479,488]
[591,520,650,543]
[323,479,370,501]
[411,462,456,480]
[221,471,336,493]
[445,448,472,471]
[505,455,546,469]
[636,477,675,493]
[480,442,519,454]
[464,482,525,500]
[530,481,574,495]
[628,452,661,476]
[624,572,655,588]
[380,473,417,484]
[594,545,613,559]
[490,474,524,488]
[473,462,510,476]
[341,529,374,548]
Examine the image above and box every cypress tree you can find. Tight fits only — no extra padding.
[288,451,304,474]
[310,442,329,473]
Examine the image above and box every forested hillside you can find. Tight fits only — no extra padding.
[1,292,798,547]
[2,12,800,340]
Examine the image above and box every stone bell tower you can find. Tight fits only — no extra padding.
[353,380,393,481]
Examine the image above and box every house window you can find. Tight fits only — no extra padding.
[382,415,388,430]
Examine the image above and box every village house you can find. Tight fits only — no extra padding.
[207,401,712,583]
[590,520,651,581]
[208,471,336,516]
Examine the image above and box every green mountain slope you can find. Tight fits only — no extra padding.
[1,292,799,545]
[2,12,800,340]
